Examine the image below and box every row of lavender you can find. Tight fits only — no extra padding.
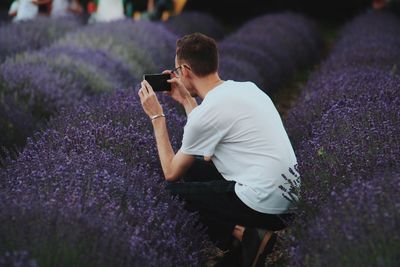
[219,13,322,93]
[0,16,83,63]
[284,11,400,266]
[0,18,176,153]
[0,12,224,65]
[0,13,323,266]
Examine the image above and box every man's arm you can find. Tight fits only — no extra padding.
[139,80,195,181]
[152,117,195,181]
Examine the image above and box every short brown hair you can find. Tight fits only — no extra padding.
[176,33,219,77]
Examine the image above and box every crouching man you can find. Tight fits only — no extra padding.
[138,33,300,267]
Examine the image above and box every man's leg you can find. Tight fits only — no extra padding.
[167,159,295,266]
[166,178,237,249]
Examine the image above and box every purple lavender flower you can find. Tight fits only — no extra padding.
[290,170,400,267]
[0,89,210,266]
[0,51,103,150]
[297,77,400,210]
[285,67,400,148]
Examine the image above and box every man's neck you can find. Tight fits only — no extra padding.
[194,73,224,99]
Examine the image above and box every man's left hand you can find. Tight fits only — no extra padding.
[138,80,164,118]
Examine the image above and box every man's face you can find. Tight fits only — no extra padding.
[175,56,197,97]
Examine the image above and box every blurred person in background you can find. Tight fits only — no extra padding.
[51,0,68,17]
[51,0,83,17]
[69,0,83,13]
[88,0,124,22]
[9,0,50,21]
[138,33,300,267]
[147,0,173,20]
[133,0,175,21]
[8,0,19,17]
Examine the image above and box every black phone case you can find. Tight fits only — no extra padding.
[143,73,171,92]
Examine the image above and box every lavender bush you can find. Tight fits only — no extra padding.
[296,73,400,211]
[82,20,177,70]
[165,11,225,40]
[0,47,126,150]
[220,12,322,93]
[57,19,178,77]
[290,170,400,267]
[0,58,88,150]
[235,13,322,68]
[283,11,400,266]
[0,16,82,62]
[0,89,210,266]
[218,42,283,90]
[218,55,264,87]
[320,12,400,74]
[285,67,400,148]
[44,45,135,88]
[226,33,297,80]
[57,21,155,78]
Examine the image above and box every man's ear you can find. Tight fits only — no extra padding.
[182,66,189,77]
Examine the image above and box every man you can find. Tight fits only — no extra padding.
[89,0,124,23]
[138,33,300,267]
[9,0,50,21]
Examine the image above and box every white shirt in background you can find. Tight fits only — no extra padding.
[51,0,69,17]
[13,0,39,22]
[94,0,124,22]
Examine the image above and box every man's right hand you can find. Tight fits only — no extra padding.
[163,70,191,105]
[163,70,197,115]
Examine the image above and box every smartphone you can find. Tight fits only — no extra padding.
[143,73,171,92]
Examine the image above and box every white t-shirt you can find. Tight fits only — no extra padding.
[51,0,69,17]
[181,80,300,214]
[95,0,124,22]
[13,0,38,21]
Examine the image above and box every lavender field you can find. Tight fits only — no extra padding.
[0,9,399,267]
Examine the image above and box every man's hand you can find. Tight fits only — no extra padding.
[163,70,197,115]
[138,80,164,118]
[163,70,191,105]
